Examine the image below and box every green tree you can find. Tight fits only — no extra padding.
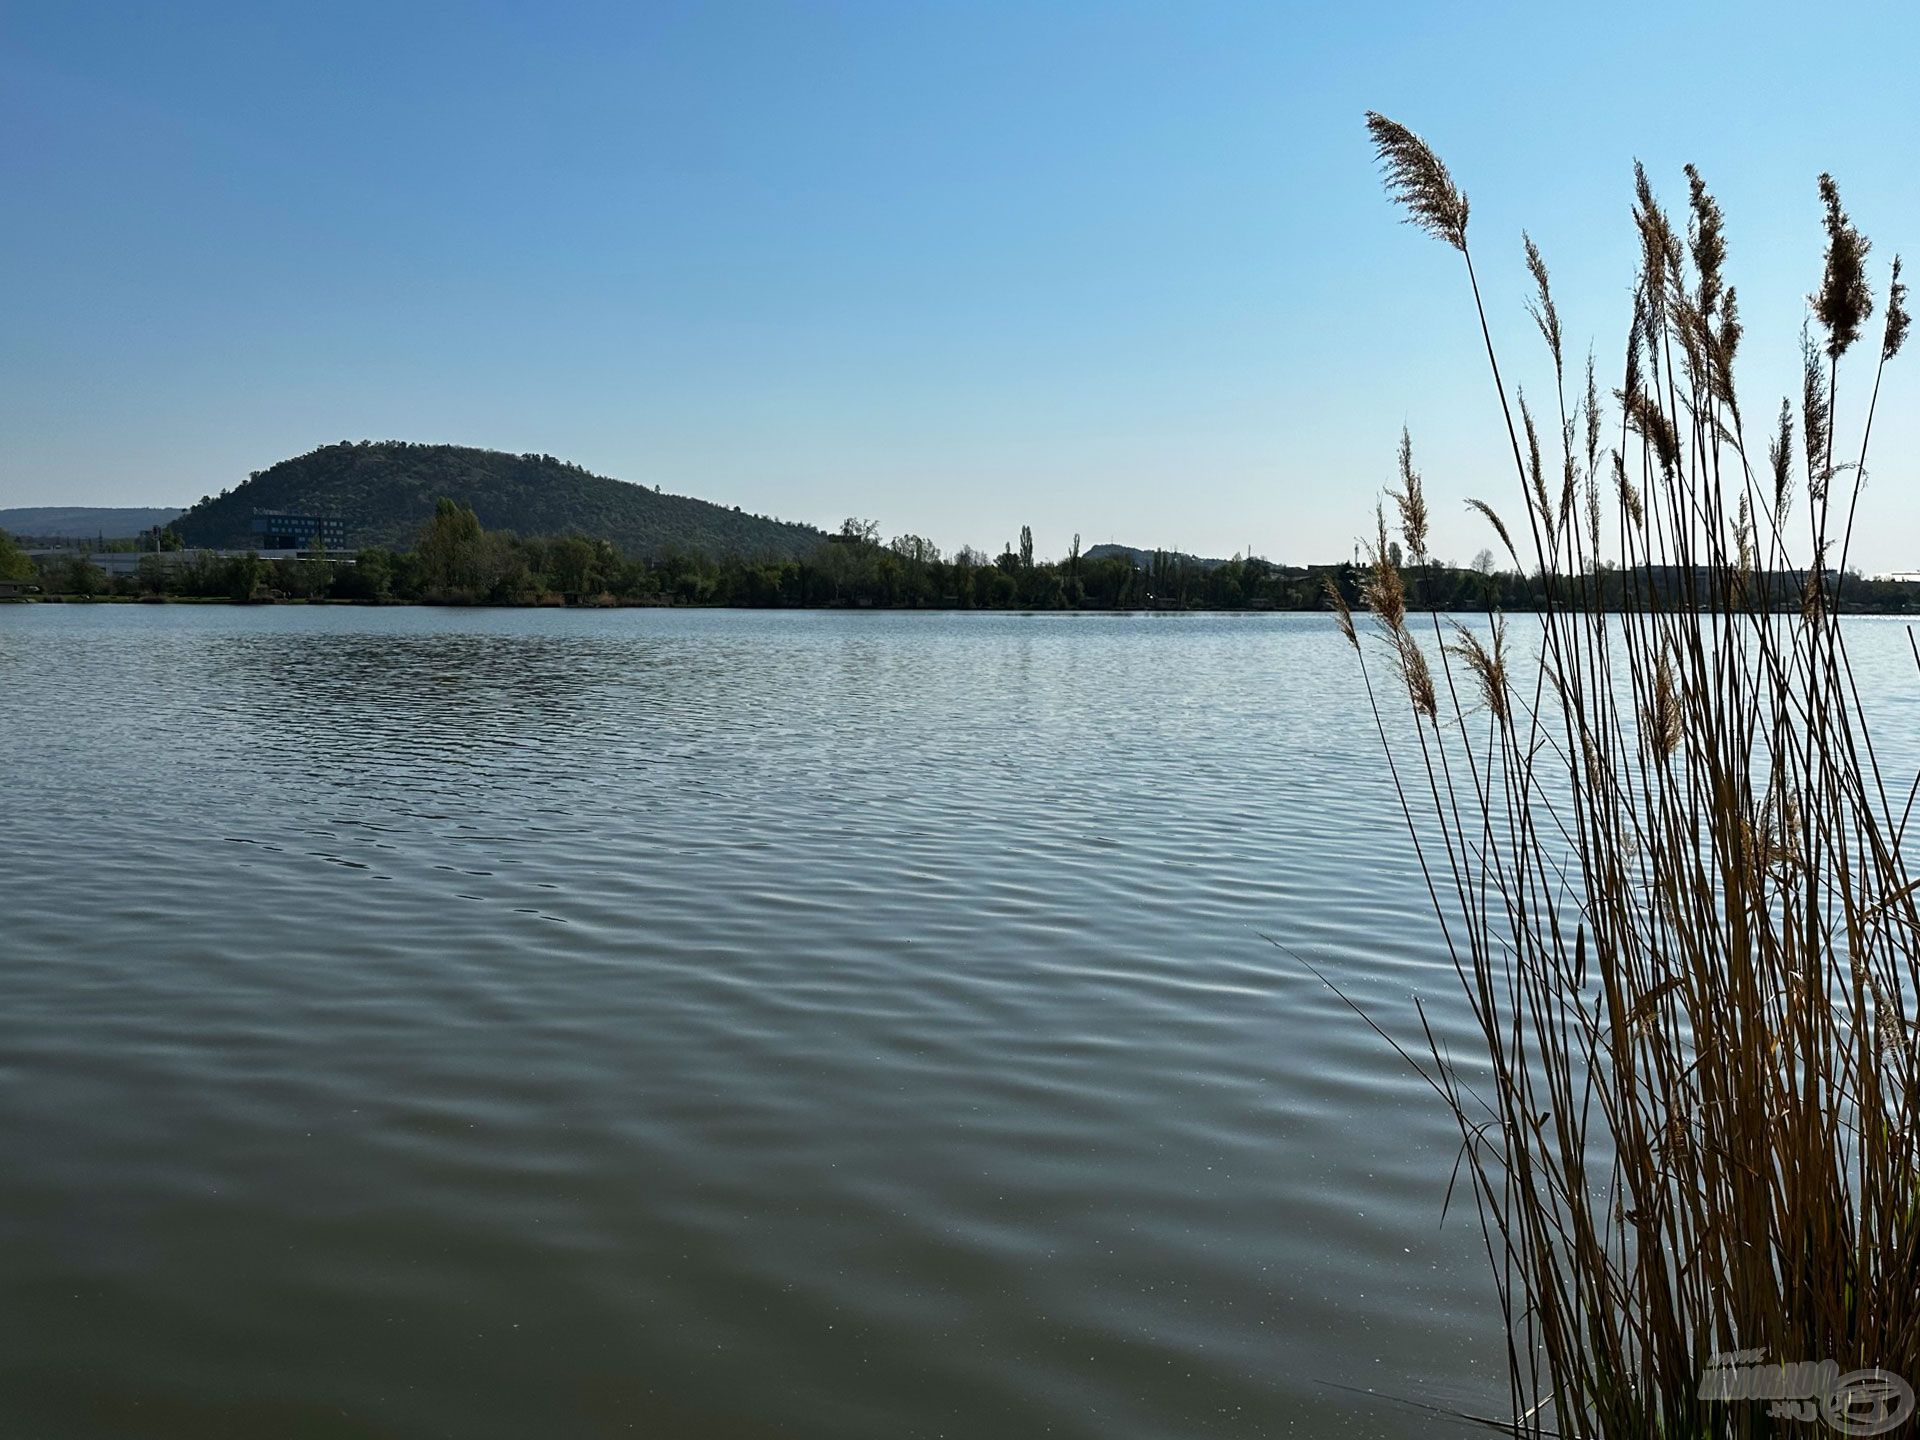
[54,555,109,596]
[332,548,395,601]
[274,555,333,600]
[483,532,538,603]
[226,553,264,602]
[839,516,880,545]
[135,554,173,595]
[546,534,614,596]
[415,497,486,597]
[0,529,33,582]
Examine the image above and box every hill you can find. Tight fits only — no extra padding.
[1084,542,1236,571]
[0,506,184,539]
[172,442,824,559]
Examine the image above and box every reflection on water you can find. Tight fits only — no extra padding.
[20,607,1909,1436]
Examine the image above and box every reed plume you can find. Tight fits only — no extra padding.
[1768,398,1795,514]
[1390,428,1431,564]
[1884,256,1911,362]
[1364,112,1469,252]
[1446,617,1508,723]
[1360,502,1407,631]
[1464,496,1518,569]
[1802,326,1832,500]
[1525,234,1564,379]
[1815,173,1874,359]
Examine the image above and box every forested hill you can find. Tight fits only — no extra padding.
[172,442,825,559]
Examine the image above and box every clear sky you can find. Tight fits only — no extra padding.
[4,1,1918,567]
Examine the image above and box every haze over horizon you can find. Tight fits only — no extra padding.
[5,1,1919,568]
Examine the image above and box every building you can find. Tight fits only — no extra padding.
[250,511,347,551]
[22,547,357,577]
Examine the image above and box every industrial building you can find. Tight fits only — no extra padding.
[250,511,348,550]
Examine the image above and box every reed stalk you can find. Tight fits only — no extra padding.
[1346,113,1917,1437]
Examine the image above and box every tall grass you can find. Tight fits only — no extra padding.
[1341,114,1916,1436]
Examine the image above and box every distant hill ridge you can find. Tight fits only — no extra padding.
[0,506,184,539]
[1084,542,1236,571]
[173,442,824,559]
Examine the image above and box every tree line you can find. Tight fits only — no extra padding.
[6,503,1918,613]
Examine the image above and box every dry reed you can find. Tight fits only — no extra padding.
[1346,111,1917,1437]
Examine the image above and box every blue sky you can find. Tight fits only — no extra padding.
[4,1,1918,567]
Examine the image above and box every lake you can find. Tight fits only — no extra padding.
[5,605,1914,1438]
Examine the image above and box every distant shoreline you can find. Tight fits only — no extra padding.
[9,594,1920,617]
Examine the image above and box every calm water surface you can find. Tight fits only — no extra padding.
[6,606,1915,1438]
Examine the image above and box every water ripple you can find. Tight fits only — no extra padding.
[14,607,1892,1436]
